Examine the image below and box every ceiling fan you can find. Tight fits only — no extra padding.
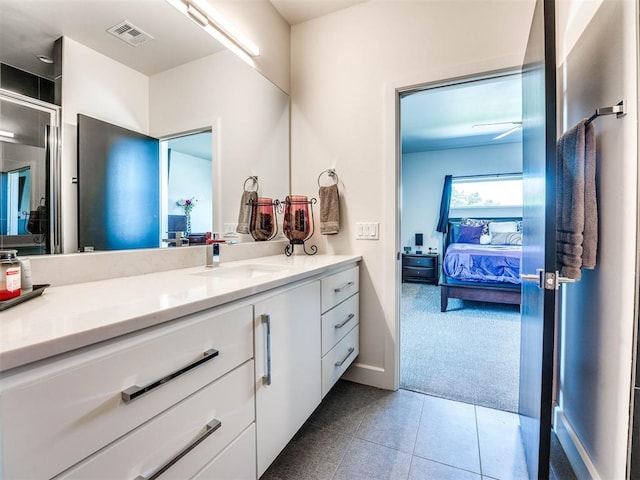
[472,121,523,140]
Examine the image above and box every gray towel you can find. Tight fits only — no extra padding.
[319,184,340,235]
[236,190,258,234]
[556,119,597,280]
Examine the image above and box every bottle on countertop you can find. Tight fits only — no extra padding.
[19,257,33,294]
[0,250,21,300]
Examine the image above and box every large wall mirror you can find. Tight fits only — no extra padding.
[0,0,290,255]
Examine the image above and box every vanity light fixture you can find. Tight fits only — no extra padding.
[0,130,15,139]
[166,0,260,63]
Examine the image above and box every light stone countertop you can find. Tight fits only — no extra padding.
[0,254,361,373]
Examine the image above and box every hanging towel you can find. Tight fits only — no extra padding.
[556,119,597,280]
[582,121,597,269]
[236,190,258,234]
[319,184,340,235]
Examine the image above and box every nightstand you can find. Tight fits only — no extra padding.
[402,253,439,285]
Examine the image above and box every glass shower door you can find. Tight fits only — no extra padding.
[0,90,60,255]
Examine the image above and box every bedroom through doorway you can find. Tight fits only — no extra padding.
[399,70,524,413]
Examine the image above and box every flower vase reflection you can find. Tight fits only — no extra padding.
[249,197,277,241]
[185,211,192,235]
[177,197,197,236]
[283,195,317,256]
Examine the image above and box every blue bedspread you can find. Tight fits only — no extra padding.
[443,243,522,285]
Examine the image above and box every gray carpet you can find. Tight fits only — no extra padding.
[400,283,521,412]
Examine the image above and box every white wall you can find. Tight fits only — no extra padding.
[149,49,289,241]
[401,143,522,251]
[208,0,290,93]
[290,0,536,389]
[61,37,149,253]
[167,151,213,233]
[554,1,638,478]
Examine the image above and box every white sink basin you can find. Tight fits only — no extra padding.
[190,264,289,280]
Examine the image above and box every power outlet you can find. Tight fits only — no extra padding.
[356,222,379,240]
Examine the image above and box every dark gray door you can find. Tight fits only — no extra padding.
[519,0,557,478]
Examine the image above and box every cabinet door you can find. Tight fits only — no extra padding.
[254,281,321,477]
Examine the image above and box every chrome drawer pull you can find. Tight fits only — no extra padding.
[334,313,355,329]
[334,281,355,293]
[136,419,222,480]
[121,349,219,403]
[262,314,272,386]
[335,347,355,367]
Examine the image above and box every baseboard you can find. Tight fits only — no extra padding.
[342,362,395,390]
[554,408,601,479]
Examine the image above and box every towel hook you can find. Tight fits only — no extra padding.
[318,169,339,188]
[243,176,259,192]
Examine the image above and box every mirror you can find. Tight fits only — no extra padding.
[0,0,290,254]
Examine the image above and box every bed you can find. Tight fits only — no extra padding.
[440,217,522,312]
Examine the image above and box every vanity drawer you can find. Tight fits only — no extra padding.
[321,325,359,398]
[0,303,253,480]
[193,423,256,480]
[321,266,359,313]
[57,361,255,479]
[321,293,359,356]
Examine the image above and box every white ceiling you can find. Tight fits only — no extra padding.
[269,0,367,25]
[1,0,522,153]
[401,73,523,153]
[168,131,212,160]
[0,0,226,79]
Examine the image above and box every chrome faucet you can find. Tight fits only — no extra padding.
[206,242,221,268]
[162,231,188,247]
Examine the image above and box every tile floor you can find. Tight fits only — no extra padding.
[262,380,576,480]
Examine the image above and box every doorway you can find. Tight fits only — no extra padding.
[398,70,524,413]
[160,130,213,246]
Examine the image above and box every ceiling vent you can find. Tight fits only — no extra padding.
[107,21,154,47]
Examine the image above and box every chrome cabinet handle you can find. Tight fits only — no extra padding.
[334,281,355,293]
[121,349,219,403]
[335,347,355,367]
[135,419,222,480]
[334,313,355,329]
[262,314,272,385]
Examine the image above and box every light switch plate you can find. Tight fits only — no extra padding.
[356,222,379,240]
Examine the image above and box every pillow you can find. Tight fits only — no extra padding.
[457,224,483,243]
[489,221,519,235]
[460,218,490,235]
[490,232,523,245]
[479,234,491,245]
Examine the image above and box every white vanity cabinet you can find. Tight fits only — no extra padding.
[254,280,322,477]
[0,303,255,480]
[0,258,361,480]
[320,266,360,397]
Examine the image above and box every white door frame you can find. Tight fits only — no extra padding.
[382,55,525,391]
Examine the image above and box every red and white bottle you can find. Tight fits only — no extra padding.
[0,250,21,301]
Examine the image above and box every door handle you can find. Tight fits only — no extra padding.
[520,269,544,288]
[520,273,541,281]
[261,314,272,385]
[520,270,577,290]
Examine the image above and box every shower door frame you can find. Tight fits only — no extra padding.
[1,88,61,254]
